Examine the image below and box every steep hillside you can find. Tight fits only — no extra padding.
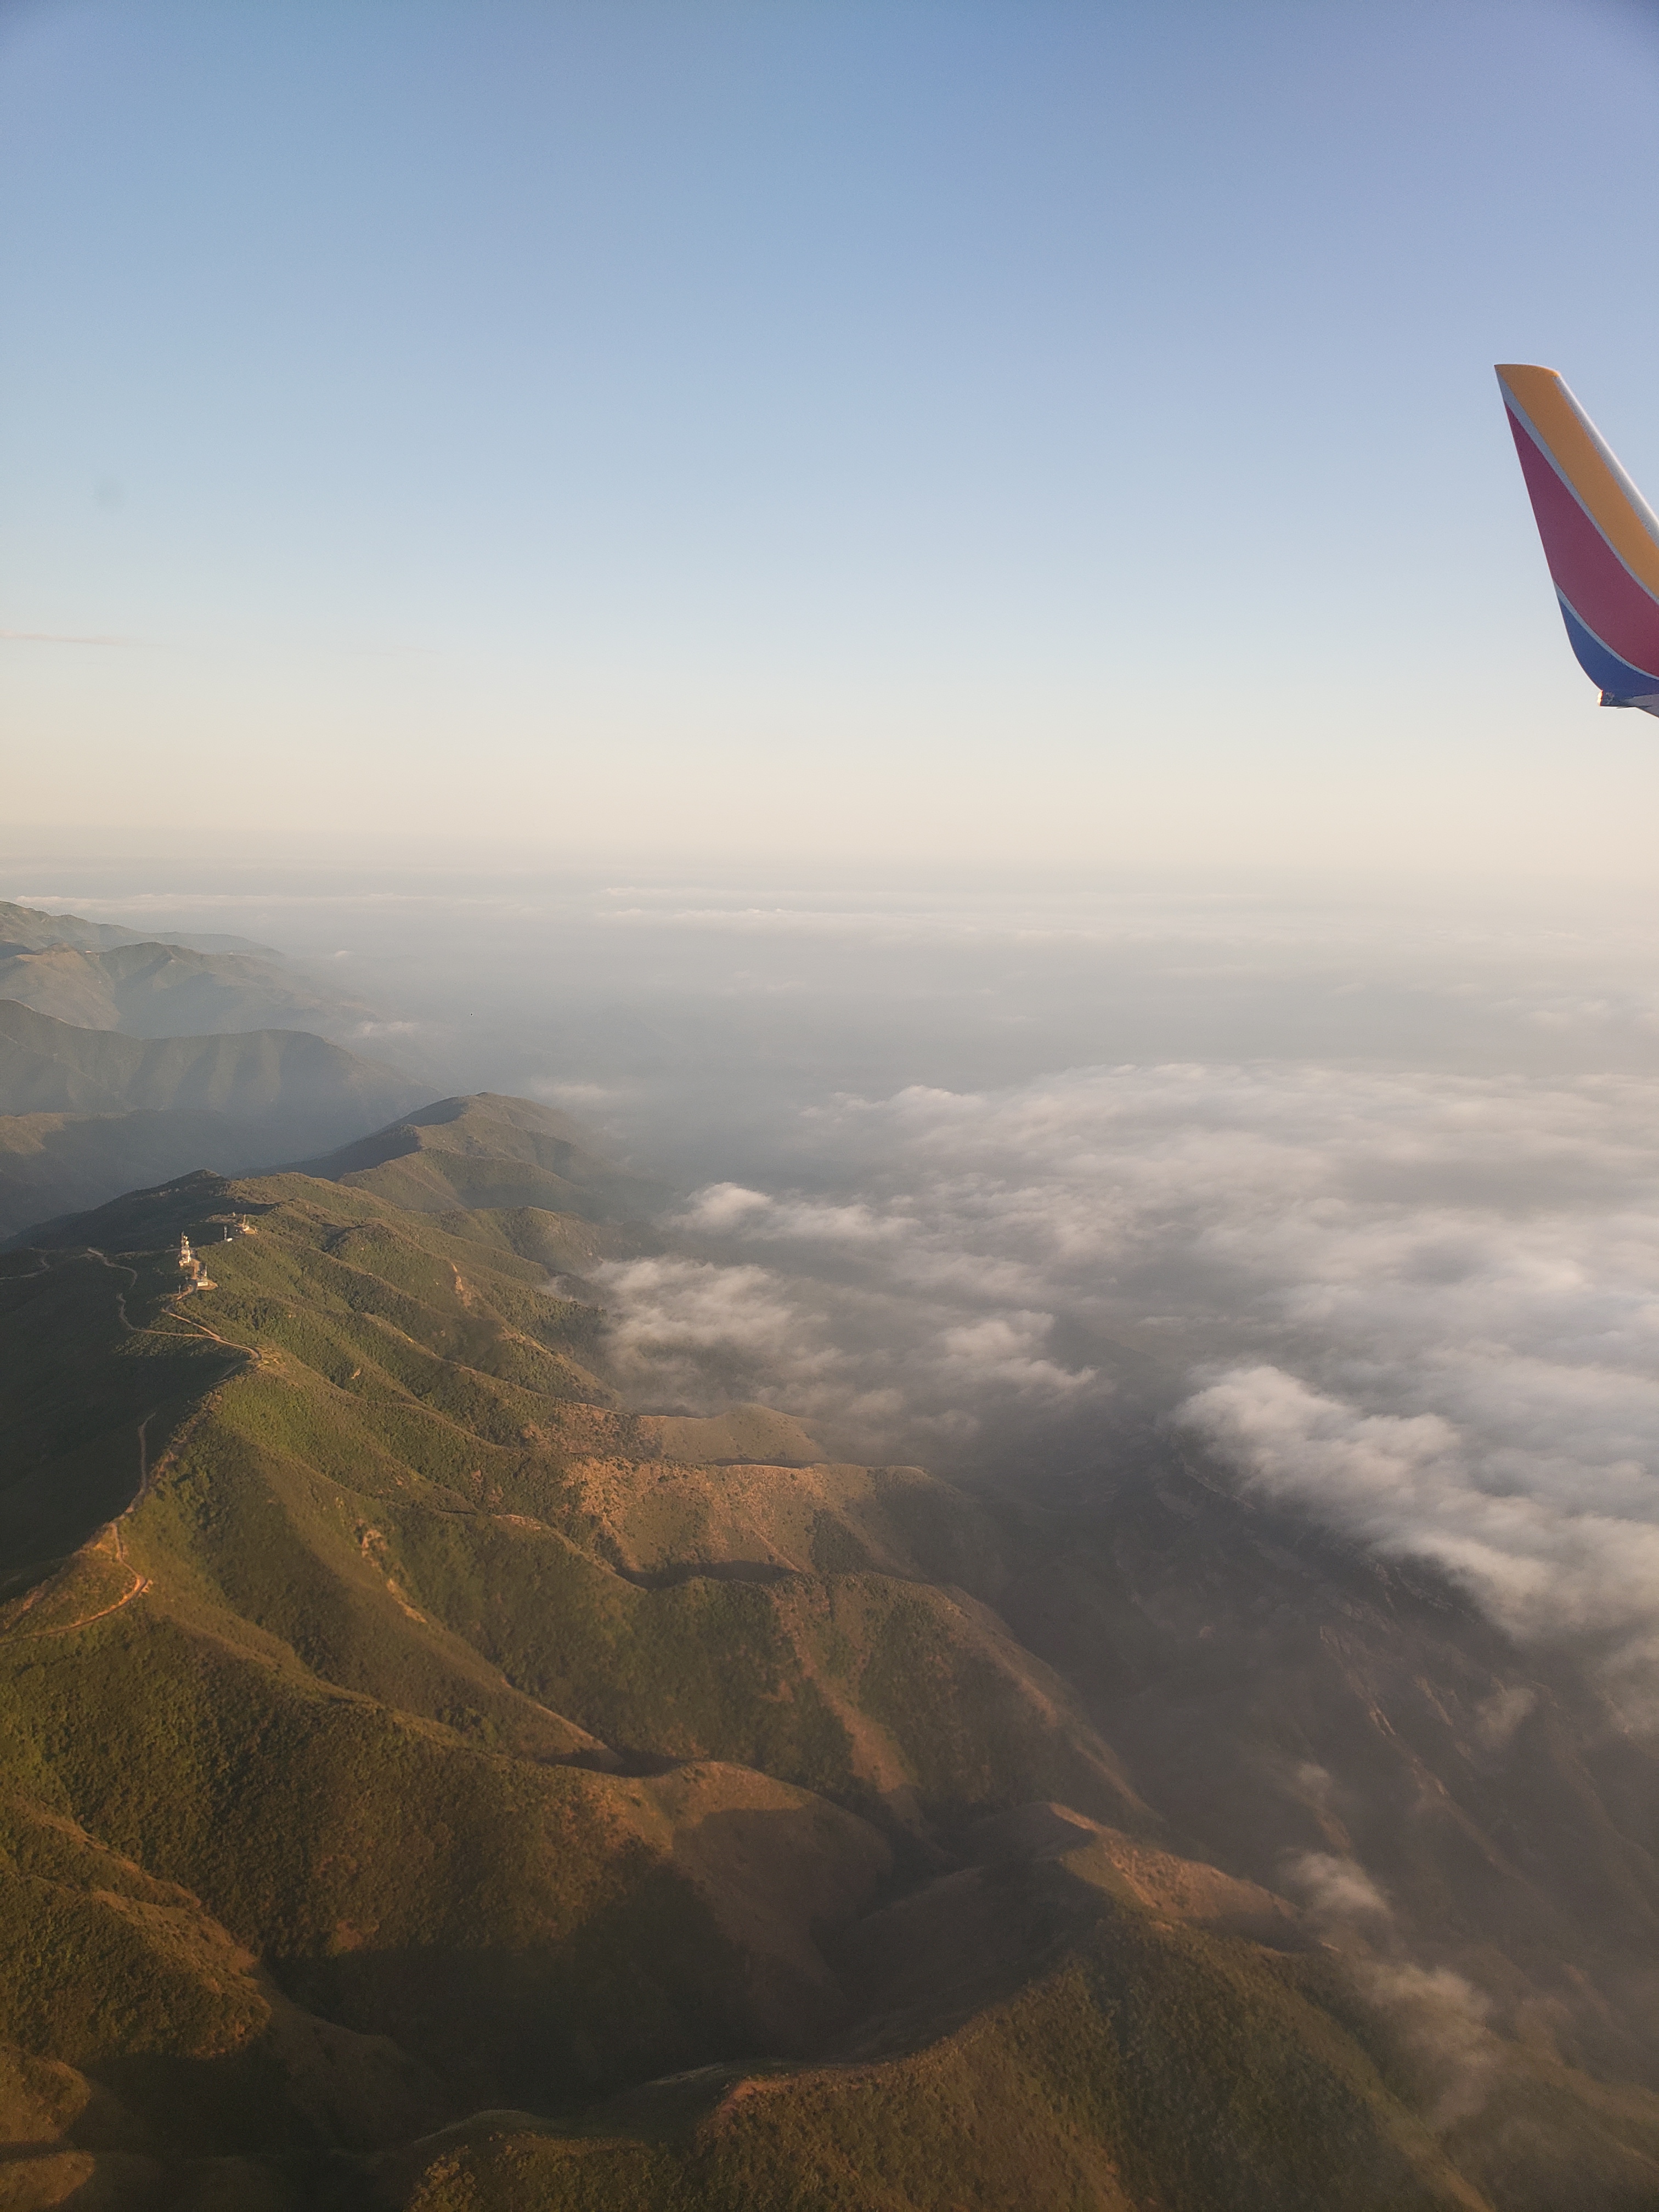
[1,1109,249,1241]
[0,1108,380,1247]
[991,1460,1659,2105]
[3,1139,1659,2207]
[0,1005,424,1236]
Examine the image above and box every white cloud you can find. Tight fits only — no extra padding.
[1178,1364,1659,1689]
[596,1255,821,1362]
[1285,1851,1391,1922]
[1285,1849,1497,2124]
[673,1184,776,1231]
[936,1313,1098,1396]
[590,1058,1659,1701]
[529,1077,624,1108]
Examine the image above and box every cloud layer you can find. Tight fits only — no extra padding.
[596,1060,1659,1705]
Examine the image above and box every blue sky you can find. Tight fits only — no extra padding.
[6,0,1659,876]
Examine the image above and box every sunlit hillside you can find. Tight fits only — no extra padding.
[2,1101,1657,2208]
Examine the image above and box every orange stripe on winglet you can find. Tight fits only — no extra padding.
[1496,364,1659,601]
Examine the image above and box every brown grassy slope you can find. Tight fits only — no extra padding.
[637,1404,826,1466]
[561,1441,1008,1595]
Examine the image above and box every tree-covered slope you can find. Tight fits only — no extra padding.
[3,1145,1659,2208]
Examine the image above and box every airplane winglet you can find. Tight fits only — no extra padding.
[1496,364,1659,715]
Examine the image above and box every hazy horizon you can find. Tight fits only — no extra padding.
[9,855,1659,1724]
[10,0,1659,878]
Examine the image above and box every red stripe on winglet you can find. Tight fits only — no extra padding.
[1508,409,1659,679]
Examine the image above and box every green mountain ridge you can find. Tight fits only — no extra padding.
[297,1092,665,1224]
[1,1101,1657,2208]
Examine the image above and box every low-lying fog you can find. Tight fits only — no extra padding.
[18,859,1659,1708]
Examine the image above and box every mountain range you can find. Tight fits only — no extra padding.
[0,898,431,1238]
[2,1086,1658,2210]
[0,901,281,957]
[0,941,376,1043]
[0,1003,424,1241]
[0,902,373,1041]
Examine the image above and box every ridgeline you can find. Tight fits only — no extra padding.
[1,1098,1657,2209]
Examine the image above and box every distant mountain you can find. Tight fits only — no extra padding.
[3,1129,1658,2206]
[0,895,377,1041]
[0,938,374,1040]
[0,1109,287,1244]
[0,1003,424,1238]
[0,896,280,956]
[0,1000,413,1120]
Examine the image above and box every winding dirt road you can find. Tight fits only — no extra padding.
[3,1250,248,1643]
[5,1412,155,1639]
